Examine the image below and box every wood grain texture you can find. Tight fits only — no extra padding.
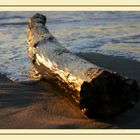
[27,13,140,117]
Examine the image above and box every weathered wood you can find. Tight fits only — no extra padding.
[27,13,140,117]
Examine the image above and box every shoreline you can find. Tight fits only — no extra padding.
[0,52,140,128]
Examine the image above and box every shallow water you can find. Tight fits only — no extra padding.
[0,11,140,82]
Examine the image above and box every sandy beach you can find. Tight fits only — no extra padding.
[0,53,140,129]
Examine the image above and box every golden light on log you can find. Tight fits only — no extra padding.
[27,13,140,118]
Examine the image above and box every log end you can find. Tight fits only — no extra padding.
[80,71,140,117]
[29,13,47,28]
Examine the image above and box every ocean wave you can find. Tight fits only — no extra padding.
[0,11,140,82]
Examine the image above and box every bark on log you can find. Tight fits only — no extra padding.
[27,13,140,117]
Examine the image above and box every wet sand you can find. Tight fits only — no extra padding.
[0,53,140,128]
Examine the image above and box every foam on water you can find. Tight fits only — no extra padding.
[0,11,140,82]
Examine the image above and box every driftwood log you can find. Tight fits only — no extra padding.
[27,13,140,117]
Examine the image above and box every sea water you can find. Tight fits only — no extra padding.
[0,11,140,82]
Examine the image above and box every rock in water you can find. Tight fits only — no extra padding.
[27,13,140,117]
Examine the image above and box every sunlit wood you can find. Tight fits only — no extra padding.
[27,13,140,117]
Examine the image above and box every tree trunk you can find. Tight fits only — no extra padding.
[27,13,140,117]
